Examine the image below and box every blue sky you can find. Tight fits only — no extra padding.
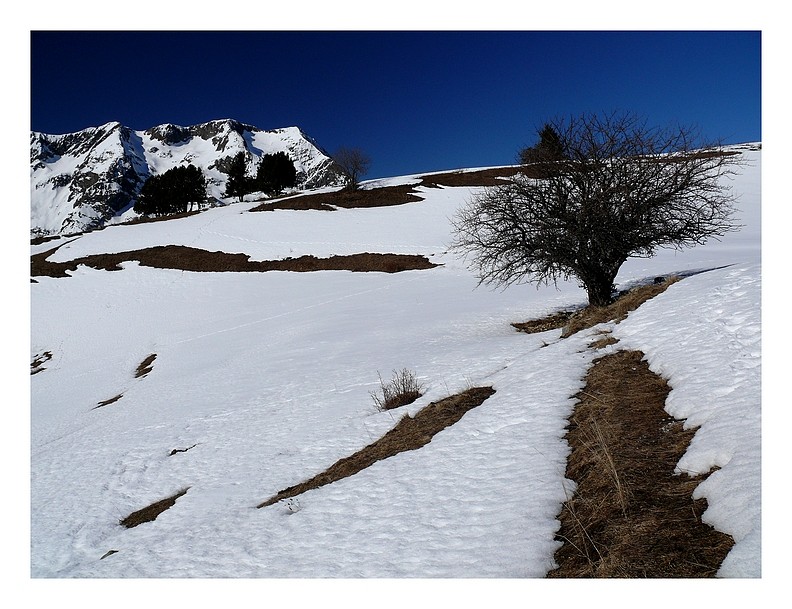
[30,30,761,180]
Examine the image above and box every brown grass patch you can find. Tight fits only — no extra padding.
[251,184,423,212]
[32,245,439,278]
[512,277,680,338]
[119,488,190,529]
[561,277,680,338]
[547,350,733,577]
[257,386,495,508]
[135,354,157,378]
[170,444,197,456]
[589,332,619,350]
[419,166,524,187]
[252,167,526,211]
[95,394,123,409]
[370,368,424,411]
[31,351,53,375]
[512,310,577,335]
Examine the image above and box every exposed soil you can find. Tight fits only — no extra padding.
[512,311,578,335]
[31,244,439,278]
[170,444,197,456]
[94,394,123,409]
[512,277,680,338]
[419,166,526,188]
[547,350,733,577]
[250,166,525,212]
[135,354,157,378]
[250,184,424,212]
[258,386,495,508]
[31,351,53,375]
[119,488,190,529]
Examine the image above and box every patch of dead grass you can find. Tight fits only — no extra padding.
[32,245,439,278]
[135,354,157,378]
[512,310,577,335]
[251,184,423,212]
[419,166,524,187]
[561,277,681,338]
[547,350,733,577]
[513,277,681,338]
[31,351,53,375]
[119,488,190,529]
[258,386,495,508]
[95,394,123,409]
[252,167,526,211]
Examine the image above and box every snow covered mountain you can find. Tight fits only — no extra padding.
[30,119,345,237]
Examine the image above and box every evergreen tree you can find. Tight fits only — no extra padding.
[134,164,207,217]
[518,123,568,170]
[224,152,250,201]
[256,151,298,196]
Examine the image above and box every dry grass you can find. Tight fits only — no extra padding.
[251,184,424,212]
[94,394,123,409]
[258,386,495,508]
[547,350,733,577]
[561,277,681,338]
[32,244,439,278]
[135,354,157,378]
[119,488,190,529]
[170,444,197,456]
[31,351,53,375]
[512,310,578,335]
[512,277,680,339]
[252,167,525,211]
[370,368,424,411]
[419,166,524,187]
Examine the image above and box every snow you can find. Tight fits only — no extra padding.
[30,147,762,583]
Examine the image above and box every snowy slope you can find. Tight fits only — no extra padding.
[30,145,761,578]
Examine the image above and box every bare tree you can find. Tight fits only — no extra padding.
[451,111,743,306]
[334,146,371,191]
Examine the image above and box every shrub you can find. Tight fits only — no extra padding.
[370,368,424,411]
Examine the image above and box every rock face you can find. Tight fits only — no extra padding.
[31,119,345,237]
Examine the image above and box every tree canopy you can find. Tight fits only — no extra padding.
[256,152,298,196]
[334,147,371,191]
[134,164,207,217]
[224,152,251,201]
[452,112,742,306]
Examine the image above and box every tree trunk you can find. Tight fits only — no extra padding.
[582,269,618,307]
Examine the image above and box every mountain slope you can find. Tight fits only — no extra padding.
[30,119,345,237]
[30,145,761,578]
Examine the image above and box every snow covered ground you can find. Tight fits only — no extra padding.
[29,146,761,584]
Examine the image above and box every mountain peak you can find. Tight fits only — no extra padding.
[31,119,345,237]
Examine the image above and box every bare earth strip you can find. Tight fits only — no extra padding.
[31,244,439,278]
[547,350,733,577]
[258,386,495,509]
[119,488,190,529]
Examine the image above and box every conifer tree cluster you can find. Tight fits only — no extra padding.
[257,151,298,196]
[224,151,298,201]
[134,164,207,217]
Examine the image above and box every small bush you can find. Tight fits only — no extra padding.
[371,368,424,411]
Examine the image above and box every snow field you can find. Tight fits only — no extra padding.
[31,148,761,577]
